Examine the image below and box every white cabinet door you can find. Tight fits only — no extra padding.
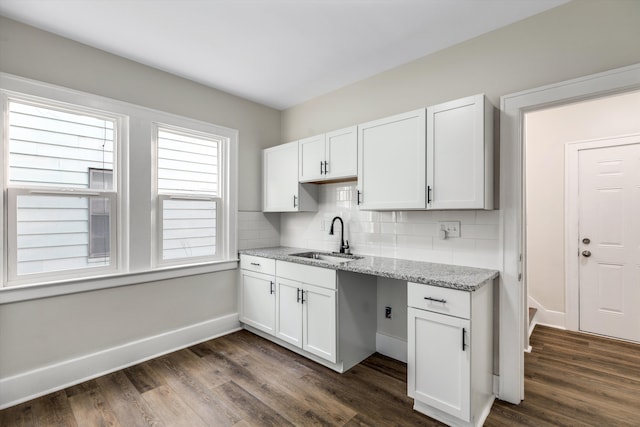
[325,126,357,180]
[302,284,337,363]
[298,134,326,182]
[263,141,317,212]
[263,141,299,212]
[358,109,426,210]
[240,270,276,335]
[427,94,493,210]
[275,278,303,347]
[408,307,471,422]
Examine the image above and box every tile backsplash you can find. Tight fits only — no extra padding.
[238,211,280,250]
[280,182,499,269]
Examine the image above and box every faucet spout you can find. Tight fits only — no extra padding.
[329,216,347,254]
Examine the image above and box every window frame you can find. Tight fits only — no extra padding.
[6,186,118,285]
[1,72,239,300]
[153,123,228,267]
[2,93,124,286]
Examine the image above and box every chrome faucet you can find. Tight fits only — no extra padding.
[329,216,349,254]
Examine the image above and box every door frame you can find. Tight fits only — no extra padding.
[565,134,640,331]
[499,62,640,404]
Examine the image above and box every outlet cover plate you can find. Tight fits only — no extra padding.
[438,221,461,238]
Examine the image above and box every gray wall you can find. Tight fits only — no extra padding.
[281,0,640,141]
[279,0,640,340]
[0,16,280,381]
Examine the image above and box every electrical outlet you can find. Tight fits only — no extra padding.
[438,221,461,238]
[385,306,392,319]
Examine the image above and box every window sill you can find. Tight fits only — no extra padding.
[0,259,239,304]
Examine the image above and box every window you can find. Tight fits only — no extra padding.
[4,98,119,284]
[1,74,237,294]
[155,126,225,264]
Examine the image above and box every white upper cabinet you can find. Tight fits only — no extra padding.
[427,94,493,210]
[298,134,326,182]
[357,109,427,210]
[298,126,357,182]
[263,141,317,212]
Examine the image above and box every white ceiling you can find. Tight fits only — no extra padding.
[0,0,568,110]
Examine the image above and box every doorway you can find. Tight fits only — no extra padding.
[524,91,640,342]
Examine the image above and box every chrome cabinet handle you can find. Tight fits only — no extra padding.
[296,288,301,303]
[293,195,297,208]
[424,296,447,304]
[357,190,362,205]
[582,250,592,257]
[269,281,274,295]
[323,161,328,174]
[250,262,260,266]
[320,161,324,175]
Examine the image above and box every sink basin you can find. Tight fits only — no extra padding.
[290,251,362,264]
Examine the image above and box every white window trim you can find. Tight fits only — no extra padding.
[153,123,232,268]
[7,187,118,286]
[0,72,238,302]
[156,194,223,266]
[2,91,127,287]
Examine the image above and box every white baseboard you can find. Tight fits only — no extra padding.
[376,332,407,363]
[0,313,241,410]
[527,296,566,329]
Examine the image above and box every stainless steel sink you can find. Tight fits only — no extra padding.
[289,251,362,264]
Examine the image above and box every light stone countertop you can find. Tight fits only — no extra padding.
[239,246,499,291]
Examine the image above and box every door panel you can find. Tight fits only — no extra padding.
[275,279,303,347]
[326,126,357,180]
[263,142,299,212]
[408,308,470,421]
[302,284,336,363]
[240,270,275,335]
[579,143,640,342]
[358,109,426,210]
[299,134,325,182]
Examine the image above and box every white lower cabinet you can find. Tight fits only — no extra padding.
[408,282,494,427]
[239,256,376,373]
[239,255,276,335]
[276,278,337,363]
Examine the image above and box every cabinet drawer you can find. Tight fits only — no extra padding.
[276,261,336,290]
[240,255,276,275]
[408,282,470,319]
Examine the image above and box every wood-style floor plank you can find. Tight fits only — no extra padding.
[95,371,163,427]
[2,325,639,426]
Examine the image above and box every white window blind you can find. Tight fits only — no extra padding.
[156,127,223,263]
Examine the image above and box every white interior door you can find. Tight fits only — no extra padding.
[578,143,640,342]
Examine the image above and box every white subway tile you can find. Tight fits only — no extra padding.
[475,209,500,224]
[460,224,499,240]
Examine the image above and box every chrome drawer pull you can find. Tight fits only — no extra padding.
[250,262,260,266]
[424,296,447,304]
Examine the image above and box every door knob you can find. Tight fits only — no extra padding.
[582,250,592,257]
[582,238,591,244]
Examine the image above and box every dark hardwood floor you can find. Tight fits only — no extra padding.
[2,325,639,426]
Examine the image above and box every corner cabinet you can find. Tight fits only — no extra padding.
[263,141,317,212]
[299,126,357,183]
[357,109,427,210]
[239,255,277,335]
[407,282,494,427]
[427,94,493,210]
